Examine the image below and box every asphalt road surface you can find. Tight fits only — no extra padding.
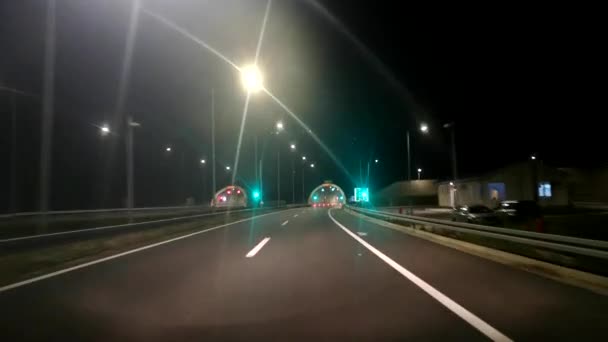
[1,208,608,341]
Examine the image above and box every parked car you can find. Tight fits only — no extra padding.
[451,205,499,225]
[494,200,544,232]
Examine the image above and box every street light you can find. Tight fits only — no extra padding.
[273,123,285,205]
[165,147,172,152]
[240,64,263,93]
[100,124,110,135]
[417,168,422,180]
[289,143,296,203]
[406,124,428,182]
[301,159,315,203]
[200,159,208,204]
[420,123,429,134]
[226,166,231,171]
[126,117,140,210]
[374,159,379,163]
[530,155,537,160]
[443,122,458,182]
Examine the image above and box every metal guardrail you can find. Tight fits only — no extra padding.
[0,203,303,219]
[347,206,608,260]
[0,205,304,249]
[0,205,215,219]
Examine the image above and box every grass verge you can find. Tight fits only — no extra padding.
[0,209,279,288]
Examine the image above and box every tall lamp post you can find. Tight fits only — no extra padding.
[417,168,422,180]
[0,85,36,213]
[126,116,140,210]
[366,158,379,190]
[290,143,296,204]
[443,122,458,181]
[404,123,429,214]
[406,123,429,181]
[211,88,217,196]
[275,121,284,205]
[301,155,307,202]
[200,159,207,204]
[308,162,315,203]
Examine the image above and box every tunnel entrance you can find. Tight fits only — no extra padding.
[308,182,346,207]
[212,185,248,208]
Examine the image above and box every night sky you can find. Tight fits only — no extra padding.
[1,1,606,212]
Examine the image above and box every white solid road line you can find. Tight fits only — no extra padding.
[282,220,289,226]
[0,210,290,294]
[246,237,271,258]
[328,210,512,342]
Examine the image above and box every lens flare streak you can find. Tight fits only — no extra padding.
[141,8,240,71]
[142,3,356,185]
[232,0,272,181]
[263,87,356,184]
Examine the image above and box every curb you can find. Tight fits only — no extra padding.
[344,208,608,296]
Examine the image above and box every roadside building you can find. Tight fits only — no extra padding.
[372,180,438,206]
[438,162,570,208]
[561,165,608,206]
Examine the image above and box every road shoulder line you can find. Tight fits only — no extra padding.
[0,210,288,293]
[328,209,512,342]
[344,208,608,296]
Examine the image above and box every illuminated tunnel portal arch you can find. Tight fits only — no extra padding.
[308,182,346,206]
[212,185,248,208]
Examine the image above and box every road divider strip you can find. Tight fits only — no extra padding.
[282,220,289,226]
[246,237,271,258]
[328,209,512,342]
[0,210,289,293]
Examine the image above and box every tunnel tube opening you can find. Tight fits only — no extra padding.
[308,182,346,207]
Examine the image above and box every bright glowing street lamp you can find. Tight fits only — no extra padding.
[100,124,110,135]
[226,165,231,171]
[417,168,422,180]
[240,64,263,93]
[310,163,315,168]
[420,123,429,134]
[165,146,172,152]
[302,155,306,161]
[406,123,430,182]
[276,120,284,132]
[200,159,206,164]
[374,159,379,163]
[289,144,296,203]
[126,117,140,210]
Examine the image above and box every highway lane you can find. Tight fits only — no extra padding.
[0,207,606,340]
[330,209,608,340]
